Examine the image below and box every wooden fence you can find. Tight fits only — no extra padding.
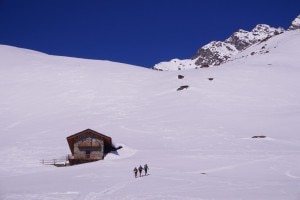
[41,157,69,167]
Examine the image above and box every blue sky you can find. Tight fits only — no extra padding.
[0,0,299,68]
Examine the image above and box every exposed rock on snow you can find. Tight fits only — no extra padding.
[177,85,189,91]
[178,75,184,79]
[252,136,266,139]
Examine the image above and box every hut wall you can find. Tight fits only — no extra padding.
[73,136,104,160]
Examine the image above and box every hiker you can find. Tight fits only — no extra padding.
[144,164,149,175]
[138,165,143,177]
[133,167,138,178]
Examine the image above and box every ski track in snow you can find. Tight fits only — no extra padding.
[83,181,132,200]
[198,155,283,174]
[285,170,300,179]
[2,192,80,200]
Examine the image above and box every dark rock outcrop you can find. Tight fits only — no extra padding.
[177,85,189,91]
[252,136,266,138]
[178,75,184,79]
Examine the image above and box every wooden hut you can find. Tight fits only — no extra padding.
[67,129,114,165]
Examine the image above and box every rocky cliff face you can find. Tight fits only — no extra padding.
[192,24,284,67]
[153,15,299,71]
[226,25,283,50]
[191,41,238,66]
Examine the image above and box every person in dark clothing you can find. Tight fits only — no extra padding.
[138,165,143,177]
[144,164,149,175]
[133,167,138,178]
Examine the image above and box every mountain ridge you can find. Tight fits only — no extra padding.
[153,15,299,71]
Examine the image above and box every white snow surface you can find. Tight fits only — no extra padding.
[1,30,300,200]
[153,58,197,71]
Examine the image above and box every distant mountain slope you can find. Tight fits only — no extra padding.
[153,15,299,71]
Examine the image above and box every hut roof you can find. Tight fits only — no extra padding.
[67,129,113,154]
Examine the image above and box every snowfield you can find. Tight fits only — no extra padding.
[1,30,300,200]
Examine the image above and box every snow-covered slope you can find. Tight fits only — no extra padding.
[152,58,197,71]
[1,29,300,200]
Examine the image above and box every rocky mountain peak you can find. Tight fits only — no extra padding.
[225,24,283,51]
[288,15,300,30]
[191,24,283,67]
[153,15,297,71]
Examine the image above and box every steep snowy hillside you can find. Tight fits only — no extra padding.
[153,15,299,71]
[1,27,300,200]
